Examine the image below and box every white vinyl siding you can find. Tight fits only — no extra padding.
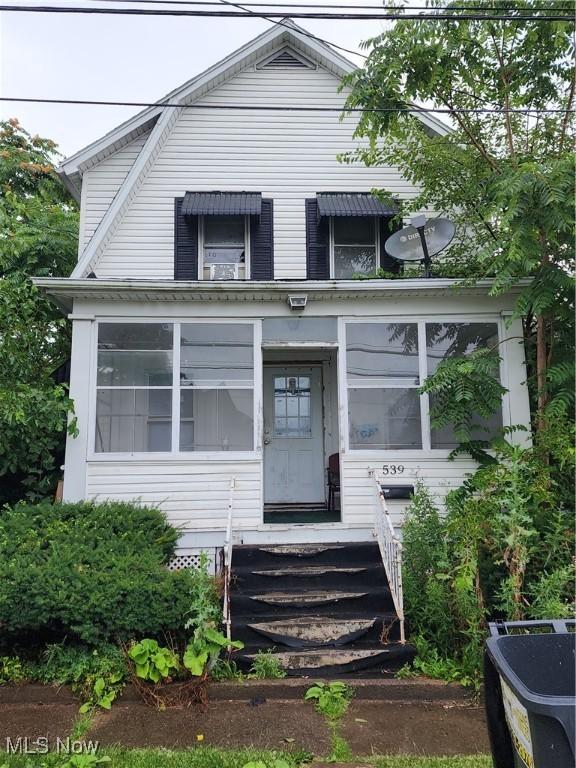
[86,460,261,530]
[91,66,426,280]
[80,130,152,253]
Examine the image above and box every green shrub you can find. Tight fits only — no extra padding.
[0,654,29,684]
[247,650,286,679]
[0,500,204,644]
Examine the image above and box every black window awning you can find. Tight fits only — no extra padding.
[316,192,397,218]
[181,191,262,217]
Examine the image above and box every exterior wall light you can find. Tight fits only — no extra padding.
[287,295,307,310]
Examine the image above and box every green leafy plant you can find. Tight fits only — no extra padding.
[247,650,286,680]
[60,756,111,768]
[242,761,292,768]
[0,655,29,685]
[210,658,244,682]
[33,643,129,713]
[128,639,180,683]
[184,628,243,677]
[304,681,353,762]
[0,119,79,506]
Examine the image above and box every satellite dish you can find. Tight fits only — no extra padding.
[385,218,456,274]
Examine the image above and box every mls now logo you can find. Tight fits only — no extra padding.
[5,737,99,754]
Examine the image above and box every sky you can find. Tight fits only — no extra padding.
[0,1,396,160]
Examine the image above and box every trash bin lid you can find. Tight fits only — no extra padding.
[487,633,575,699]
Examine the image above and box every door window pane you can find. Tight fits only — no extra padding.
[348,388,422,450]
[273,376,312,438]
[95,389,172,453]
[179,389,253,451]
[346,323,419,384]
[180,323,254,386]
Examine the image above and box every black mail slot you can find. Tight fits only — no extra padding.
[380,485,414,500]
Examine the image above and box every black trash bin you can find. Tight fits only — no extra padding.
[484,619,576,768]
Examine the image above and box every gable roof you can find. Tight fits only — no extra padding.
[63,21,450,278]
[58,21,448,195]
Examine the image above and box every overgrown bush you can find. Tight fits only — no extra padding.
[0,500,209,645]
[402,434,575,687]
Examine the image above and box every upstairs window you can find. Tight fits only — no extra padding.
[331,217,378,278]
[202,215,248,280]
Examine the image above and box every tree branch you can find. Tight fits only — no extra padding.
[558,67,576,155]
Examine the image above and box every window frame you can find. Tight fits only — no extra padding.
[329,216,380,279]
[198,214,251,280]
[340,315,508,457]
[89,319,260,460]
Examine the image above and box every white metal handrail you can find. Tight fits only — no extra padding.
[369,470,405,645]
[222,477,236,648]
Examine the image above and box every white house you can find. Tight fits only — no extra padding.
[36,22,531,573]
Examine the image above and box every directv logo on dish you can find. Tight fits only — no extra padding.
[400,225,437,243]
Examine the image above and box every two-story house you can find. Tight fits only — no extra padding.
[36,21,531,670]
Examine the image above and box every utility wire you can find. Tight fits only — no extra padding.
[1,4,573,18]
[22,0,574,8]
[2,96,572,112]
[216,0,368,58]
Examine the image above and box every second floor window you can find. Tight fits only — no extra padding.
[202,215,248,280]
[330,217,378,279]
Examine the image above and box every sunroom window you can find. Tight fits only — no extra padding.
[202,215,247,280]
[345,320,503,451]
[179,323,254,451]
[426,322,502,448]
[95,323,173,453]
[94,322,254,453]
[346,322,422,449]
[332,217,377,278]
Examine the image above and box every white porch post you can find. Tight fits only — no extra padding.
[62,316,94,501]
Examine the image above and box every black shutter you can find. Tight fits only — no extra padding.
[174,197,199,280]
[379,215,402,274]
[305,199,329,279]
[250,198,274,280]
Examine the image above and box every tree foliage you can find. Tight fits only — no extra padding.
[343,0,575,430]
[0,118,78,504]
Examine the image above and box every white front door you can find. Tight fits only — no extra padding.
[263,366,325,505]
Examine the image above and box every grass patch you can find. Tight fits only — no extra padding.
[0,750,493,768]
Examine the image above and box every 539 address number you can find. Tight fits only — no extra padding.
[382,464,405,475]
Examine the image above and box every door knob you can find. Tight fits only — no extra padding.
[264,438,271,445]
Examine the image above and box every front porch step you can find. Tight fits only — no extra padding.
[250,590,367,608]
[259,545,345,558]
[254,566,367,578]
[230,542,407,677]
[242,647,408,675]
[247,616,378,647]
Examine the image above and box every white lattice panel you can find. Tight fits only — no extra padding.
[168,548,221,574]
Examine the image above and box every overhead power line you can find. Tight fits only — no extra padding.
[33,0,576,8]
[215,0,367,58]
[1,4,573,18]
[1,96,572,113]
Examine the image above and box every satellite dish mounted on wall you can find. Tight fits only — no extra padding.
[384,215,455,277]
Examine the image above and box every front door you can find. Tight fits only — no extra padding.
[263,366,325,505]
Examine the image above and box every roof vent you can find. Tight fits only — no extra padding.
[257,47,316,70]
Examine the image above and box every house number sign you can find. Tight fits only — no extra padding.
[382,464,405,475]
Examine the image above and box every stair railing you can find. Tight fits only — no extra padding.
[223,477,236,649]
[368,469,405,645]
